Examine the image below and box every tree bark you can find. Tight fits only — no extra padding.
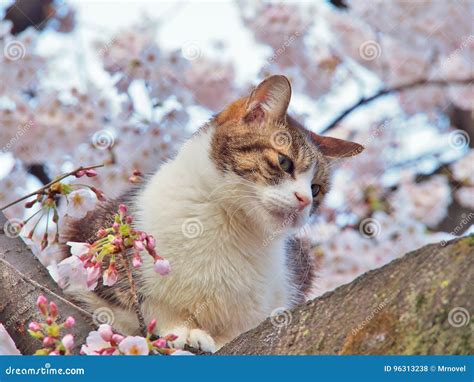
[1,210,472,355]
[0,214,94,355]
[218,236,473,355]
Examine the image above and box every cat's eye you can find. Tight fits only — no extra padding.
[278,154,294,174]
[311,184,321,197]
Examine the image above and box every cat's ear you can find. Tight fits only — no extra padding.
[309,132,364,158]
[244,75,291,123]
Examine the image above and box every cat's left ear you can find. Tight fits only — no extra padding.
[244,75,291,123]
[309,132,364,158]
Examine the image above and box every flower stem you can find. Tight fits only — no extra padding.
[119,250,147,336]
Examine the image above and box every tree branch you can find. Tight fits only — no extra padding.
[320,78,474,134]
[218,235,473,355]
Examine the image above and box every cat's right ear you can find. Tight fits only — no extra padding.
[244,75,291,123]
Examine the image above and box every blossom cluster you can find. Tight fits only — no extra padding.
[27,295,76,355]
[62,204,170,289]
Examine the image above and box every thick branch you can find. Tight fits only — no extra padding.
[320,78,474,134]
[218,236,473,355]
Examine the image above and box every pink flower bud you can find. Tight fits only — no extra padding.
[75,170,85,178]
[126,215,133,224]
[134,240,145,251]
[111,334,124,344]
[49,301,58,319]
[36,295,48,315]
[43,336,55,347]
[147,319,157,334]
[112,237,123,247]
[119,204,127,217]
[98,324,114,342]
[85,169,97,177]
[97,228,107,238]
[62,334,74,352]
[132,253,142,268]
[28,321,41,332]
[91,187,106,201]
[153,338,167,348]
[153,258,171,276]
[64,316,76,328]
[112,222,120,232]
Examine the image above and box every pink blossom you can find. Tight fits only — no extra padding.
[67,242,91,257]
[118,336,149,355]
[65,189,97,219]
[103,264,118,286]
[81,331,114,355]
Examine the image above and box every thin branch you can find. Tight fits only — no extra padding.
[0,164,104,211]
[0,256,93,319]
[320,78,474,134]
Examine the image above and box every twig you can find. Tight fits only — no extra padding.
[0,164,104,211]
[0,256,93,320]
[320,78,474,134]
[119,251,147,336]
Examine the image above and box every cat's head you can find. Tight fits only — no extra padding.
[210,75,363,233]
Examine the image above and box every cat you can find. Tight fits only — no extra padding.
[61,75,364,352]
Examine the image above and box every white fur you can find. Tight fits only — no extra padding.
[125,125,312,351]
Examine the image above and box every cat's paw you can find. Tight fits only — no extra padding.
[166,326,189,350]
[187,328,216,353]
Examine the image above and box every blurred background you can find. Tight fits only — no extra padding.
[0,0,473,297]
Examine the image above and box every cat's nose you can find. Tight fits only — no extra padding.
[294,192,311,210]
